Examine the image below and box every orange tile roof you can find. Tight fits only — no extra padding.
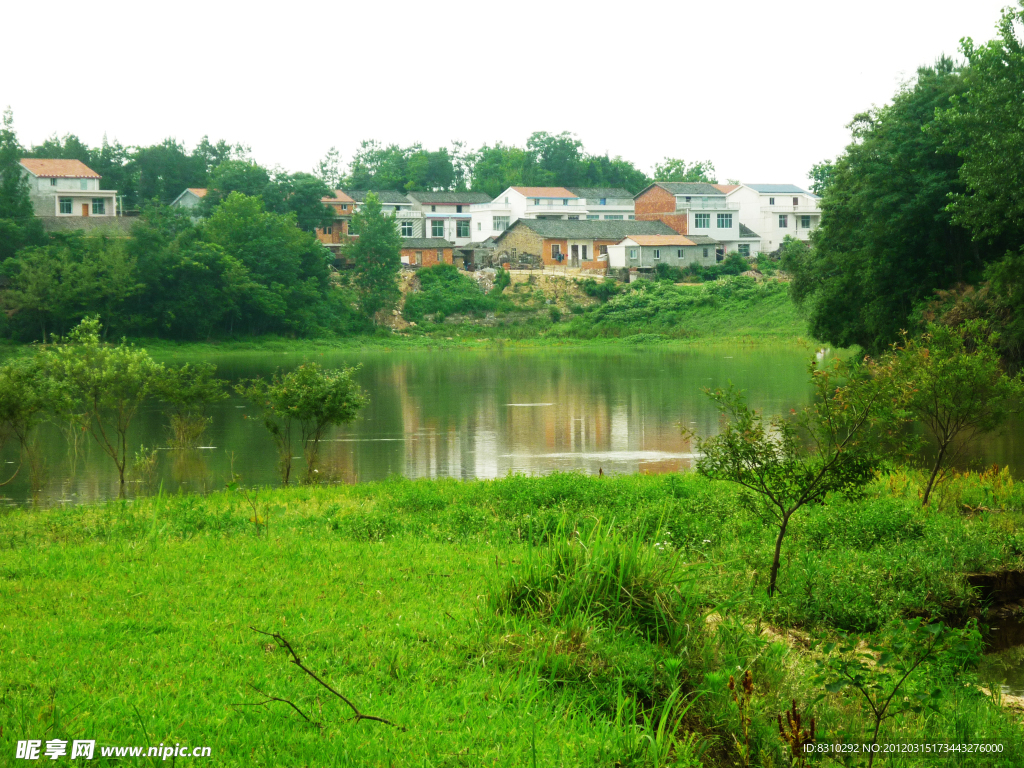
[187,188,207,198]
[713,184,740,193]
[322,189,356,204]
[623,235,696,246]
[512,186,577,198]
[20,158,100,178]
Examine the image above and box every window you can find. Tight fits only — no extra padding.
[604,215,623,220]
[703,248,709,259]
[341,204,348,210]
[477,222,482,230]
[493,216,509,232]
[401,220,414,236]
[653,249,661,260]
[599,198,606,205]
[551,244,562,261]
[50,178,57,186]
[504,196,509,203]
[457,220,469,238]
[769,197,775,205]
[92,198,105,215]
[456,205,462,213]
[716,213,733,228]
[562,199,569,205]
[685,196,692,203]
[437,248,444,261]
[800,215,811,229]
[59,197,72,214]
[586,215,599,220]
[324,225,333,235]
[738,244,750,256]
[599,245,608,258]
[677,249,683,259]
[80,180,88,190]
[533,198,540,204]
[627,215,635,220]
[779,215,788,228]
[793,197,799,206]
[511,248,517,259]
[694,213,710,228]
[568,215,579,220]
[431,205,436,212]
[581,245,589,260]
[431,220,444,237]
[629,248,638,260]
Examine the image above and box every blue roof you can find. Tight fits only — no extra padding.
[747,184,809,194]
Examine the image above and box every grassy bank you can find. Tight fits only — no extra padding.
[2,470,1022,765]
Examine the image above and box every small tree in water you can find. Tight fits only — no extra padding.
[887,320,1023,505]
[695,357,891,597]
[0,356,50,487]
[236,363,367,484]
[156,362,228,448]
[45,317,164,495]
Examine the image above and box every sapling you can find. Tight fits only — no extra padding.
[156,362,228,448]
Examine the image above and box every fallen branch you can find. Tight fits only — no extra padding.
[234,684,320,728]
[250,627,402,729]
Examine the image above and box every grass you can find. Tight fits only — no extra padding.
[2,471,1022,765]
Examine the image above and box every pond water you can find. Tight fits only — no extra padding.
[1,345,1022,505]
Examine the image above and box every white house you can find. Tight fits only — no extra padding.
[170,188,207,216]
[404,191,492,246]
[19,158,118,219]
[607,234,719,269]
[470,186,589,241]
[633,182,759,256]
[566,188,636,221]
[716,183,820,253]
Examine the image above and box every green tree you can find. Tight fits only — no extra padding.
[263,171,334,231]
[347,140,417,190]
[314,146,343,189]
[808,160,835,196]
[156,362,228,448]
[526,131,585,186]
[45,317,164,494]
[468,142,532,198]
[695,358,889,596]
[236,363,367,483]
[934,3,1024,245]
[886,321,1024,505]
[787,59,977,354]
[652,158,717,183]
[344,192,402,321]
[0,107,45,262]
[0,356,49,487]
[202,159,272,213]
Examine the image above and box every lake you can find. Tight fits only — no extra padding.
[0,345,1021,505]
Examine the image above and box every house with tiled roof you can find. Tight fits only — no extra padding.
[404,191,492,245]
[607,234,720,269]
[399,238,454,267]
[491,218,678,270]
[469,186,590,242]
[312,190,357,252]
[633,181,759,258]
[566,188,636,221]
[170,188,207,217]
[716,184,820,253]
[19,158,119,223]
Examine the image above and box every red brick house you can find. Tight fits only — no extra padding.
[400,238,454,267]
[492,219,677,270]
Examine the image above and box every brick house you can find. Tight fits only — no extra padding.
[492,219,678,270]
[400,238,454,267]
[316,190,357,253]
[20,158,119,221]
[634,182,759,256]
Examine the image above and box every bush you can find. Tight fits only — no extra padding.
[579,277,622,303]
[402,264,503,322]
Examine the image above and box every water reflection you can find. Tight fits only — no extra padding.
[1,346,1020,506]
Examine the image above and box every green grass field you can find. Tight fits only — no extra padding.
[2,470,1022,766]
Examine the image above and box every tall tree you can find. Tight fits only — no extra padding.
[344,192,401,321]
[786,59,978,354]
[652,158,717,183]
[314,146,343,189]
[0,108,45,262]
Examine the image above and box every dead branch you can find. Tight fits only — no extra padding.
[250,627,402,729]
[233,684,321,729]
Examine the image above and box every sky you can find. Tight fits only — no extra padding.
[1,0,1015,190]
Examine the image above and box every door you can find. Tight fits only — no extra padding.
[82,203,89,217]
[571,244,579,267]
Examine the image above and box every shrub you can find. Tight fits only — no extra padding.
[403,264,503,322]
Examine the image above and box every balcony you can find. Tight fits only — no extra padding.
[675,199,739,211]
[761,205,820,214]
[525,199,587,215]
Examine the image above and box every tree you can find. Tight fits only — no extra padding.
[526,131,585,186]
[0,107,45,262]
[467,142,532,197]
[695,358,889,596]
[344,192,402,321]
[263,171,334,232]
[933,3,1024,245]
[236,363,367,483]
[652,158,717,183]
[314,147,343,189]
[156,362,228,448]
[786,59,979,355]
[0,356,49,487]
[45,317,164,495]
[347,140,418,190]
[808,160,835,196]
[886,321,1024,505]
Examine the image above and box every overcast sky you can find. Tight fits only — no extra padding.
[2,0,1013,190]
